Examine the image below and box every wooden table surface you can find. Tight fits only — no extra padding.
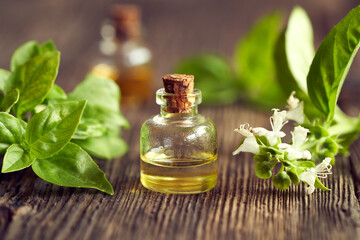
[0,1,360,239]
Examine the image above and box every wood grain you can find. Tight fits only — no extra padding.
[0,105,359,240]
[0,1,360,239]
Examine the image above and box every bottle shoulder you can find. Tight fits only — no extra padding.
[140,113,218,156]
[119,40,152,67]
[142,114,215,129]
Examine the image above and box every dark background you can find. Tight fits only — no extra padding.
[0,0,359,93]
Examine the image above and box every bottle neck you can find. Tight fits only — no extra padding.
[160,105,198,118]
[156,88,202,118]
[116,32,142,43]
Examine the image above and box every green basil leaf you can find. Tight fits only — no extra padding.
[294,161,315,169]
[174,54,238,105]
[68,74,120,112]
[254,161,273,179]
[318,137,338,155]
[307,6,360,120]
[68,74,129,130]
[256,136,270,146]
[303,123,329,139]
[73,119,107,139]
[337,116,360,155]
[338,132,359,156]
[274,32,302,95]
[39,40,56,53]
[25,100,86,159]
[284,6,315,93]
[0,112,26,154]
[234,12,285,108]
[314,177,330,191]
[73,134,128,160]
[10,40,56,72]
[82,105,130,130]
[32,142,114,195]
[252,153,271,162]
[18,118,27,130]
[0,88,19,112]
[273,7,322,119]
[286,167,300,185]
[0,69,10,92]
[2,143,35,173]
[8,51,60,116]
[272,171,291,190]
[45,84,67,101]
[10,41,40,71]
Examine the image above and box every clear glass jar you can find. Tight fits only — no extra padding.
[140,88,218,194]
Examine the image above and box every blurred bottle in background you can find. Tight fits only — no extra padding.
[91,4,153,107]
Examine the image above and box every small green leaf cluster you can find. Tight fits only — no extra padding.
[0,40,129,195]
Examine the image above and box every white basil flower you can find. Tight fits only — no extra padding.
[278,126,311,160]
[251,127,269,136]
[232,136,260,155]
[233,124,260,155]
[234,123,253,137]
[259,109,287,146]
[299,157,332,194]
[286,91,305,124]
[242,109,287,146]
[272,109,287,131]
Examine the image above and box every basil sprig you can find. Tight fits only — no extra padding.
[0,40,129,195]
[274,5,360,162]
[241,5,360,192]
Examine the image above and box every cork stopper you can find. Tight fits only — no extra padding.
[111,4,141,40]
[162,74,195,113]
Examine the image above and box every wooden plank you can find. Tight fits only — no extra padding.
[0,105,359,240]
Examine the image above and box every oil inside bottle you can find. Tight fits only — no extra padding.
[140,151,217,194]
[116,65,153,105]
[91,63,153,106]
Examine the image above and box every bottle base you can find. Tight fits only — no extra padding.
[140,173,217,194]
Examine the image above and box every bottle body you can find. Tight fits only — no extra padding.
[91,38,153,106]
[91,6,153,106]
[114,41,153,105]
[140,89,218,194]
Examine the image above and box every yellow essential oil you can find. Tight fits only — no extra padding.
[140,152,217,194]
[140,74,218,194]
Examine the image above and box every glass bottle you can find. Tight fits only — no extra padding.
[91,4,153,106]
[140,74,218,194]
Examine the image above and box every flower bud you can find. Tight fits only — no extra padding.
[272,171,291,190]
[255,161,274,179]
